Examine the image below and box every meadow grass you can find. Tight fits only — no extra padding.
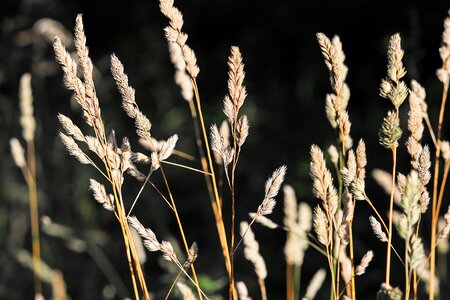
[10,2,450,299]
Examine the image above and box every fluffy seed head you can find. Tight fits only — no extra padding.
[19,73,36,142]
[127,216,160,252]
[313,206,330,246]
[10,138,27,168]
[236,281,252,300]
[379,110,402,149]
[303,269,327,300]
[310,145,338,215]
[355,250,374,275]
[441,141,450,161]
[369,216,388,242]
[59,132,90,165]
[328,145,339,165]
[257,166,287,216]
[89,179,115,212]
[437,11,450,83]
[176,282,196,300]
[240,221,267,280]
[249,213,278,229]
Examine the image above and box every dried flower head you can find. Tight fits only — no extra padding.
[310,145,338,215]
[210,123,233,167]
[240,221,267,280]
[168,42,193,101]
[283,185,312,266]
[19,73,36,142]
[89,179,115,212]
[303,269,326,300]
[328,145,339,165]
[437,11,450,83]
[438,205,450,240]
[377,283,403,300]
[313,206,330,246]
[379,110,402,149]
[59,132,91,165]
[380,34,408,109]
[257,166,287,216]
[441,140,450,161]
[236,115,250,147]
[249,213,278,229]
[236,281,252,300]
[111,54,153,143]
[369,216,388,242]
[10,138,27,169]
[355,250,374,275]
[177,282,196,300]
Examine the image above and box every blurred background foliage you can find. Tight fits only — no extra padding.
[1,0,449,298]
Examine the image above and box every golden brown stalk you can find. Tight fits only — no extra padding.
[348,201,356,300]
[286,263,294,300]
[430,12,450,296]
[159,4,234,298]
[429,85,448,298]
[385,146,398,285]
[192,78,231,268]
[18,72,42,297]
[27,140,42,297]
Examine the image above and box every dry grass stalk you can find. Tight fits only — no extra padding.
[378,33,407,291]
[17,72,42,297]
[54,15,150,300]
[111,49,204,297]
[159,2,233,290]
[51,270,68,300]
[207,45,253,300]
[430,12,450,299]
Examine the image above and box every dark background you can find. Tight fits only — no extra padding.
[1,0,449,299]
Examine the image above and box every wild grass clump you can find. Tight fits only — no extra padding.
[9,2,450,299]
